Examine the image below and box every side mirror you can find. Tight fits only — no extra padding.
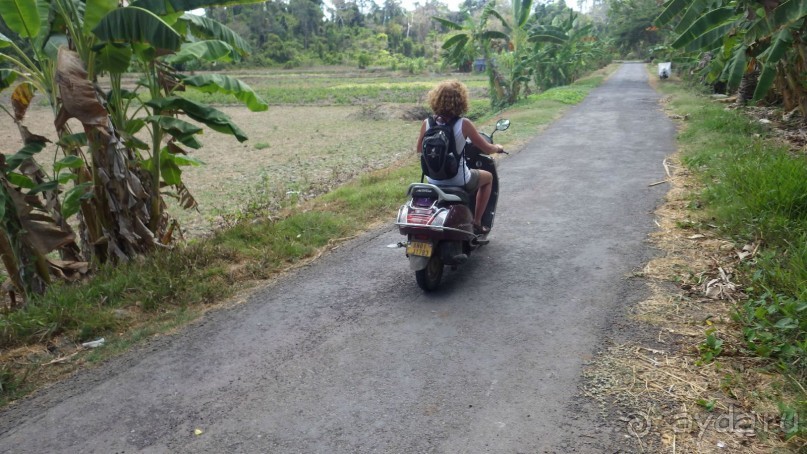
[496,119,511,131]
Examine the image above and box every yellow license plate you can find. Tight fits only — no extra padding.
[406,241,433,257]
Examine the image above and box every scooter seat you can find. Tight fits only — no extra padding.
[406,183,469,205]
[438,186,470,205]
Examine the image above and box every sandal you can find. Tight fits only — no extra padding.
[473,223,490,235]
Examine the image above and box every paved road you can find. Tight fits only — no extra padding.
[0,63,675,453]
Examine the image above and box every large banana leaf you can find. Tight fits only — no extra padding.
[0,32,11,48]
[753,28,793,101]
[147,115,203,137]
[682,22,739,52]
[179,74,268,112]
[83,0,118,34]
[62,183,93,219]
[656,0,692,26]
[671,7,738,49]
[165,40,236,64]
[95,42,133,73]
[484,8,511,31]
[0,69,18,91]
[53,155,85,173]
[44,34,69,61]
[747,0,807,41]
[443,34,470,61]
[674,0,711,34]
[56,132,88,149]
[432,17,464,31]
[131,0,265,15]
[159,151,182,186]
[168,153,204,167]
[529,27,568,45]
[178,13,251,56]
[173,133,202,149]
[5,143,46,172]
[480,31,510,41]
[0,0,43,39]
[93,7,182,51]
[442,33,469,50]
[514,0,534,28]
[723,44,748,91]
[146,96,248,142]
[570,24,593,40]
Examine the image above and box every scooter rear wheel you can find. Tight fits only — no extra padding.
[415,254,443,291]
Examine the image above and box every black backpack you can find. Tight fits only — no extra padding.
[420,116,461,180]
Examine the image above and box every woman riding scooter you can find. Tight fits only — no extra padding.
[415,80,504,234]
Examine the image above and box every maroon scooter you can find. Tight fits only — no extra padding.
[395,119,510,291]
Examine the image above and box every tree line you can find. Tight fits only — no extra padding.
[205,0,613,107]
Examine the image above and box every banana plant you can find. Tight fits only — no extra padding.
[0,0,93,301]
[529,11,601,90]
[434,2,510,107]
[503,0,536,103]
[0,0,266,302]
[437,0,537,106]
[92,5,267,232]
[656,0,807,109]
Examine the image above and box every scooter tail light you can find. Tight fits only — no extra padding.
[396,204,409,224]
[406,210,433,225]
[429,209,448,227]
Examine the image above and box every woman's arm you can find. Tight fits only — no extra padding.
[462,119,504,155]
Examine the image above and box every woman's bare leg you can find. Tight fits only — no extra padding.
[474,170,493,226]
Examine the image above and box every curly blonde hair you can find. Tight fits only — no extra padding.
[427,80,469,119]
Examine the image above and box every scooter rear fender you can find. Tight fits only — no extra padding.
[409,255,429,271]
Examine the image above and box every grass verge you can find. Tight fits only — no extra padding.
[584,69,805,452]
[657,85,807,378]
[0,65,616,406]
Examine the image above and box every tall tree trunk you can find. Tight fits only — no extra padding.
[55,49,157,264]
